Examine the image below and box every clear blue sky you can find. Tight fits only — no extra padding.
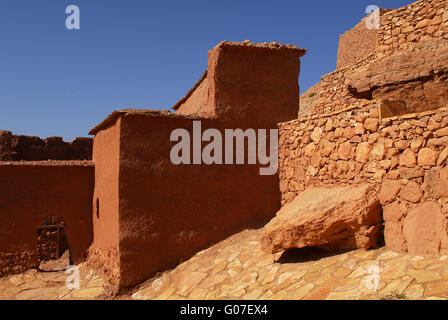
[1,0,414,141]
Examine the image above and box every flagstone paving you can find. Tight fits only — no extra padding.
[2,228,448,300]
[0,262,110,300]
[127,229,448,300]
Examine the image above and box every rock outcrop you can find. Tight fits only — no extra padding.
[261,184,381,254]
[348,46,448,114]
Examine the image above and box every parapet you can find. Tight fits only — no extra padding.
[173,40,306,125]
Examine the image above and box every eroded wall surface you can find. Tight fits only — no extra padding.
[88,120,121,285]
[0,162,93,277]
[175,41,304,125]
[117,113,280,287]
[0,131,92,161]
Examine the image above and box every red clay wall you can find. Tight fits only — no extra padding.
[0,161,93,277]
[175,42,304,125]
[87,120,121,285]
[117,113,280,287]
[174,72,214,118]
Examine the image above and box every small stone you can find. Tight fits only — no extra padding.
[399,149,417,167]
[355,142,372,163]
[379,180,401,205]
[418,148,438,166]
[437,147,448,165]
[365,118,379,132]
[401,181,422,203]
[338,142,353,160]
[311,127,323,143]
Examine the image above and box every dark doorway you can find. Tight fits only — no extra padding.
[36,216,69,262]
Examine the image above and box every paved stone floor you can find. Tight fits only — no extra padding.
[2,228,448,300]
[0,263,109,300]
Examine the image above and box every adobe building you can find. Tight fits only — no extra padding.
[87,42,306,288]
[0,40,306,288]
[1,0,448,293]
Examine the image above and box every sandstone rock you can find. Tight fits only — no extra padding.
[364,118,379,132]
[311,127,323,143]
[410,138,425,151]
[437,147,448,165]
[338,142,353,160]
[430,15,442,25]
[394,140,410,150]
[320,139,334,157]
[370,141,386,160]
[355,142,371,163]
[385,221,407,253]
[373,169,386,182]
[403,202,448,255]
[383,201,407,252]
[343,127,355,139]
[399,167,425,179]
[399,149,417,167]
[354,123,364,135]
[348,46,448,114]
[415,19,431,29]
[379,179,402,205]
[401,181,423,203]
[423,166,448,198]
[261,184,381,254]
[324,119,333,132]
[417,148,438,166]
[304,143,316,157]
[310,152,321,168]
[379,159,392,170]
[368,133,380,144]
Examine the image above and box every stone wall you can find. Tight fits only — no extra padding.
[377,0,448,58]
[0,161,94,277]
[336,14,379,69]
[278,103,448,254]
[309,56,375,115]
[310,0,448,117]
[0,131,92,161]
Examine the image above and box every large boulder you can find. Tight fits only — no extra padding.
[261,184,381,253]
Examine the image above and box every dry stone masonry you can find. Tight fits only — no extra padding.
[279,0,448,256]
[301,0,448,117]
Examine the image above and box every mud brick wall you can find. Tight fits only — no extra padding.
[174,41,305,125]
[0,131,92,161]
[0,161,94,277]
[89,110,281,288]
[278,103,448,255]
[377,0,448,58]
[88,116,121,286]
